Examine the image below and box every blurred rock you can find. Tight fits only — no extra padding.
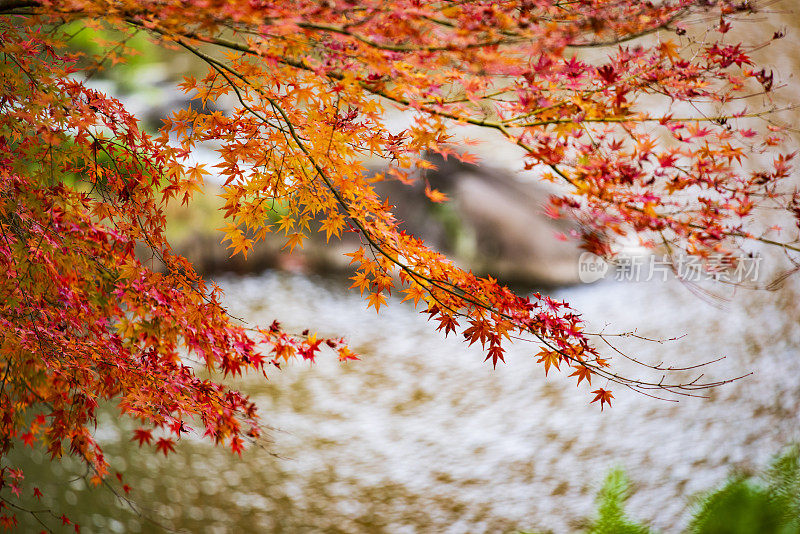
[374,153,582,287]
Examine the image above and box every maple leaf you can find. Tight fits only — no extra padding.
[349,272,371,295]
[132,428,153,447]
[337,346,360,362]
[484,344,505,369]
[400,283,427,307]
[230,436,245,456]
[424,184,449,203]
[155,438,176,456]
[366,291,387,312]
[463,320,491,347]
[569,365,592,387]
[659,40,680,62]
[590,389,614,411]
[597,64,618,85]
[20,432,35,447]
[320,214,344,241]
[283,232,305,252]
[435,314,459,336]
[536,349,561,376]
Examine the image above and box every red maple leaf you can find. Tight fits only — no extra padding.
[230,436,244,456]
[131,428,153,447]
[484,344,505,369]
[20,432,35,447]
[155,438,176,456]
[590,388,614,411]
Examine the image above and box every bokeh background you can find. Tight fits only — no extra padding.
[10,1,800,532]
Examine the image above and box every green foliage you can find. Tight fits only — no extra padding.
[585,468,652,534]
[765,445,800,521]
[569,446,800,534]
[688,446,800,534]
[62,20,160,74]
[688,477,788,534]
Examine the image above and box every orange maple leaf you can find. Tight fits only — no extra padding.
[536,349,561,376]
[569,365,592,386]
[424,184,449,203]
[366,291,387,312]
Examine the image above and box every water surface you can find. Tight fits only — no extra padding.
[14,270,800,533]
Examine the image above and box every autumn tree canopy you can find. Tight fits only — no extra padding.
[0,0,796,528]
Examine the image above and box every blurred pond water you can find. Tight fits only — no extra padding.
[12,269,800,533]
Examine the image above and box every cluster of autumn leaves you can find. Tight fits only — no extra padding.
[0,0,796,529]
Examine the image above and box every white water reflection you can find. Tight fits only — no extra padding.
[14,270,800,533]
[209,270,800,532]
